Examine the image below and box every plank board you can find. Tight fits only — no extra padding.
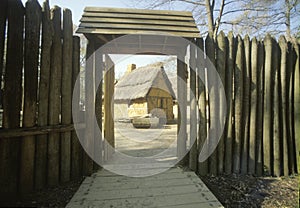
[84,7,193,17]
[66,168,223,208]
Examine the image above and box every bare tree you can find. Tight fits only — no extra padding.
[128,0,300,38]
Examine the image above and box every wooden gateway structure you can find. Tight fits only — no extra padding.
[77,7,200,164]
[114,63,175,123]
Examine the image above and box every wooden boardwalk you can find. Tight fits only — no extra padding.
[67,167,223,208]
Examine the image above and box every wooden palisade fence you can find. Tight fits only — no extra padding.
[0,0,92,197]
[192,32,299,177]
[0,0,299,199]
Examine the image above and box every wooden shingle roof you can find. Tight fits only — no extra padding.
[77,7,200,38]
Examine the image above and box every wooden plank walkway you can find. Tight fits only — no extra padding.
[67,167,223,208]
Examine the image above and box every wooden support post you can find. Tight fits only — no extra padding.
[241,35,251,174]
[196,38,208,176]
[205,32,217,175]
[60,8,73,183]
[94,49,103,168]
[216,31,226,174]
[294,44,300,174]
[20,0,41,193]
[224,32,234,174]
[233,35,244,174]
[273,40,281,177]
[83,41,95,175]
[278,36,289,176]
[287,43,296,174]
[255,41,264,176]
[177,50,187,164]
[71,36,83,179]
[0,0,7,106]
[104,54,115,161]
[35,0,53,189]
[189,40,197,171]
[293,43,300,174]
[263,34,274,176]
[0,0,24,196]
[48,6,62,186]
[249,37,258,175]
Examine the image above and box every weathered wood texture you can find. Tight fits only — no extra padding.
[216,31,226,175]
[233,35,244,174]
[0,0,24,196]
[205,33,218,175]
[177,51,188,164]
[20,0,41,193]
[35,0,53,190]
[189,40,197,171]
[0,0,92,195]
[196,38,208,176]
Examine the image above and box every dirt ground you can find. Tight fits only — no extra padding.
[201,173,299,208]
[0,178,83,207]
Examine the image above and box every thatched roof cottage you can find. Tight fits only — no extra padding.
[114,63,175,122]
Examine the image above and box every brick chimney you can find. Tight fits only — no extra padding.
[126,64,136,74]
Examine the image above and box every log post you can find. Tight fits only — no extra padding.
[48,6,62,186]
[233,35,244,174]
[189,40,197,171]
[20,0,41,193]
[205,32,217,175]
[249,37,258,175]
[71,36,83,179]
[0,0,24,196]
[263,34,274,176]
[35,0,53,189]
[216,31,226,174]
[196,38,208,176]
[60,8,73,183]
[241,35,251,174]
[224,32,234,174]
[177,48,187,164]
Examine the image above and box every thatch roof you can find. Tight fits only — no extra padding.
[114,63,175,101]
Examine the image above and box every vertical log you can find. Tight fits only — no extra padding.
[0,0,24,196]
[273,40,281,177]
[71,36,82,179]
[263,34,274,176]
[224,32,234,174]
[249,37,258,175]
[48,6,62,186]
[205,32,217,175]
[278,36,289,176]
[94,48,103,169]
[233,35,244,174]
[83,41,95,175]
[197,38,208,176]
[0,0,7,107]
[104,54,115,161]
[287,43,296,174]
[293,43,300,174]
[255,41,264,176]
[35,0,53,189]
[20,0,41,193]
[189,40,197,171]
[60,8,73,183]
[216,31,226,174]
[177,50,187,164]
[241,35,251,174]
